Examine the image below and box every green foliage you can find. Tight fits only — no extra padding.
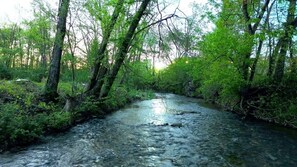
[200,27,253,70]
[127,88,155,101]
[0,81,70,150]
[0,102,72,150]
[0,63,12,80]
[102,86,129,111]
[157,57,202,96]
[0,80,26,97]
[199,60,245,106]
[120,60,155,90]
[102,86,155,111]
[47,112,71,131]
[0,103,44,149]
[12,68,46,82]
[74,96,103,117]
[86,38,99,68]
[58,82,85,96]
[60,68,89,83]
[156,55,245,106]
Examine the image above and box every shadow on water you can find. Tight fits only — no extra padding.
[1,93,297,166]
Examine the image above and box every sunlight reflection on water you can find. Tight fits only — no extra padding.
[151,99,167,125]
[152,99,166,114]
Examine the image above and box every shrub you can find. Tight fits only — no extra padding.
[47,111,71,131]
[0,103,44,149]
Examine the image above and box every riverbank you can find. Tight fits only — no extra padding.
[0,80,154,152]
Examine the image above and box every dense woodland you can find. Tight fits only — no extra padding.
[0,0,297,151]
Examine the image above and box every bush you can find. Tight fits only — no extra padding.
[47,111,71,131]
[74,96,103,118]
[0,104,44,149]
[102,86,129,111]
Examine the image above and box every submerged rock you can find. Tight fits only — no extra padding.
[170,123,183,128]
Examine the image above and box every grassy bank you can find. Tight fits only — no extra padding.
[0,80,154,152]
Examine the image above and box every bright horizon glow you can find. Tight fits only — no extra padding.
[154,61,167,70]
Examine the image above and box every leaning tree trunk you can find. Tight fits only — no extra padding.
[43,0,70,100]
[241,0,270,80]
[249,0,274,82]
[99,0,152,99]
[86,64,108,97]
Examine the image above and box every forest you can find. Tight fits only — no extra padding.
[0,0,297,152]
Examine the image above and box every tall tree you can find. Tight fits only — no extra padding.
[241,0,270,80]
[0,24,22,68]
[99,0,152,98]
[85,0,125,92]
[249,0,275,82]
[44,0,70,100]
[273,0,297,82]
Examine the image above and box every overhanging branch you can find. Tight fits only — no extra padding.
[135,14,178,35]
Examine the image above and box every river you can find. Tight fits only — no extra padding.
[1,93,297,166]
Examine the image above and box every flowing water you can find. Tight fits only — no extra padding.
[1,93,297,167]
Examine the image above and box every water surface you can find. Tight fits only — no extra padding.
[1,93,297,166]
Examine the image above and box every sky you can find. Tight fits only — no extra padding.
[0,0,208,69]
[0,0,208,24]
[0,0,33,23]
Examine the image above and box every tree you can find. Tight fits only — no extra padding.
[273,0,296,82]
[85,0,125,92]
[0,24,22,68]
[23,15,52,69]
[43,0,71,100]
[98,0,152,98]
[241,0,270,81]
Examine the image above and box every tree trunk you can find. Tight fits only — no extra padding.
[272,0,296,83]
[43,0,70,100]
[249,40,263,82]
[289,39,297,74]
[273,35,290,82]
[267,38,281,77]
[40,42,47,69]
[87,64,108,97]
[19,41,23,68]
[99,0,151,99]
